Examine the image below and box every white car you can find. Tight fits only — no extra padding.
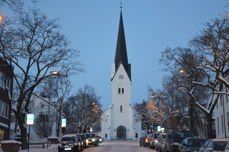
[157,133,167,152]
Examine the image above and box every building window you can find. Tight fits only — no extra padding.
[118,88,121,94]
[0,101,9,118]
[220,95,223,106]
[118,88,125,94]
[221,115,224,133]
[227,112,229,131]
[122,88,124,94]
[11,114,16,123]
[120,105,122,113]
[0,129,4,140]
[226,87,228,103]
[217,117,220,134]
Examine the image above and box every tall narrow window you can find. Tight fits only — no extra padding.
[217,117,220,134]
[118,88,121,94]
[226,87,228,103]
[227,112,229,131]
[221,115,224,133]
[120,105,123,113]
[122,88,124,94]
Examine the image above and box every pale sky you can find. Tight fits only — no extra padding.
[1,0,228,109]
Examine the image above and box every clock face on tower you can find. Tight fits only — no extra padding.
[119,74,124,79]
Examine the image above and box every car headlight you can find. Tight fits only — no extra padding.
[92,138,96,142]
[154,140,158,143]
[86,139,89,144]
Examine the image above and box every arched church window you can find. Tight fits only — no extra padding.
[118,88,121,94]
[120,105,123,113]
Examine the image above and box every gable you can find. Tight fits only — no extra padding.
[111,63,131,82]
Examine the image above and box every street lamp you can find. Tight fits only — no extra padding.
[0,15,4,22]
[50,70,68,137]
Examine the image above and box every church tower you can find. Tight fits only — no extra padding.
[110,11,134,139]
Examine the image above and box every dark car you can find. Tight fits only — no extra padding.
[150,133,159,149]
[139,134,152,147]
[96,136,103,143]
[78,134,89,149]
[165,130,193,152]
[179,137,206,152]
[199,138,229,152]
[58,134,82,152]
[85,133,99,146]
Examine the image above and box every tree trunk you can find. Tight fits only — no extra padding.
[189,101,195,134]
[16,112,28,150]
[206,113,214,139]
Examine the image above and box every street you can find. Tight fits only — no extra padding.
[84,140,156,152]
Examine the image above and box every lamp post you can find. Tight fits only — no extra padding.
[50,71,68,137]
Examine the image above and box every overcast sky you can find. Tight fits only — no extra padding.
[1,0,228,109]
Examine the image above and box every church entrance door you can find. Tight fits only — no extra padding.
[116,125,126,139]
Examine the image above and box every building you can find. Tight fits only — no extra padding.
[99,11,141,140]
[0,58,13,140]
[10,94,58,142]
[214,69,229,138]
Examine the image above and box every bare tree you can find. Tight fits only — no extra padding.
[63,85,102,133]
[33,113,53,138]
[0,9,81,149]
[160,47,209,134]
[189,17,229,138]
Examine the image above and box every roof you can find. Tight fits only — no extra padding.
[209,138,229,142]
[114,11,131,81]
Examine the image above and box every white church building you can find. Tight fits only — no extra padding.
[99,11,142,140]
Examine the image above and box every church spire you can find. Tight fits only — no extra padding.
[114,10,131,80]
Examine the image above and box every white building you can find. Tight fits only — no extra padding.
[10,95,58,142]
[99,11,141,140]
[214,69,229,138]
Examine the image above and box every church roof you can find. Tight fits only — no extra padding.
[114,11,131,80]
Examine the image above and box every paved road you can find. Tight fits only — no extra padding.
[84,140,156,152]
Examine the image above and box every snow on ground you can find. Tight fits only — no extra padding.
[0,144,58,152]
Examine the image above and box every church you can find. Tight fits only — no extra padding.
[99,10,142,140]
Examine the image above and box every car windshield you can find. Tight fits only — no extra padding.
[78,135,85,139]
[213,141,227,151]
[161,134,166,139]
[61,137,75,142]
[86,134,95,138]
[187,139,200,146]
[171,131,185,138]
[171,137,184,143]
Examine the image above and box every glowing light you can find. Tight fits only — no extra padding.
[179,69,186,73]
[0,15,4,22]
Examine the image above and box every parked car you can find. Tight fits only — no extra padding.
[145,134,152,147]
[58,134,82,152]
[139,134,152,147]
[139,136,147,146]
[78,134,89,149]
[199,138,229,152]
[157,133,167,152]
[97,136,103,143]
[85,133,99,146]
[179,137,206,152]
[165,130,193,152]
[150,132,159,149]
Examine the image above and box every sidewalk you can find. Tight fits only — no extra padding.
[0,144,58,152]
